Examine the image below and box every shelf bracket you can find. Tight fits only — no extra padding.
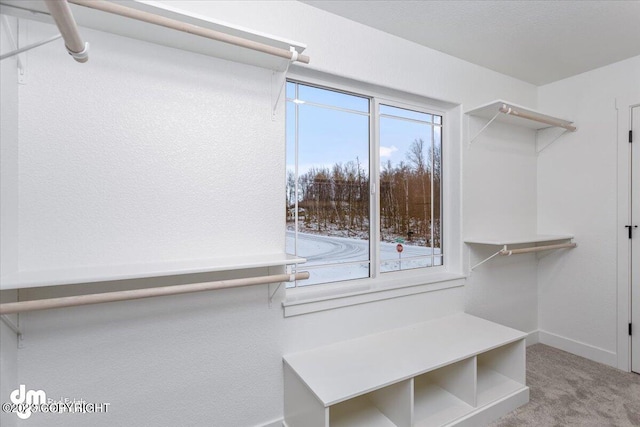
[1,15,27,83]
[1,314,24,347]
[268,266,296,308]
[0,33,62,61]
[536,127,569,154]
[471,246,505,270]
[469,110,501,145]
[271,47,298,121]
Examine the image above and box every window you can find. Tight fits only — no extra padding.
[286,81,443,287]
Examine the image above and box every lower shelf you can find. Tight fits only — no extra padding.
[477,368,523,407]
[330,395,396,427]
[414,382,474,427]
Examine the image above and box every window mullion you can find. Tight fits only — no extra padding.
[294,83,300,286]
[371,98,381,278]
[430,123,435,267]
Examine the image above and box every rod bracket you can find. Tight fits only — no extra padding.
[67,41,89,62]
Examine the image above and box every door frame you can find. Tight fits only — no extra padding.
[617,98,640,372]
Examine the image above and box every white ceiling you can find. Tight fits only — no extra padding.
[301,0,640,85]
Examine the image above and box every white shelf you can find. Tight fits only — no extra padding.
[0,253,306,290]
[0,0,307,70]
[466,100,575,131]
[464,234,574,246]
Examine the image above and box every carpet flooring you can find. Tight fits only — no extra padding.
[490,344,640,426]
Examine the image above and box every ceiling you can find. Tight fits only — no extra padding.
[301,0,640,86]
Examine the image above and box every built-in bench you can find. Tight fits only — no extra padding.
[283,313,529,426]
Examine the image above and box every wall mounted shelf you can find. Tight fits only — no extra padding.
[0,0,308,71]
[465,235,576,270]
[283,313,529,427]
[0,253,306,290]
[466,100,576,150]
[467,100,576,131]
[464,234,574,246]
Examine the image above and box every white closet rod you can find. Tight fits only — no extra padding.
[500,242,576,256]
[0,271,310,315]
[68,0,311,64]
[43,0,89,62]
[499,105,576,132]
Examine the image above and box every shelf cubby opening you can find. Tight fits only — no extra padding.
[476,341,526,407]
[329,380,412,427]
[413,358,476,427]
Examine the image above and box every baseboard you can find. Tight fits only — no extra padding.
[538,330,617,367]
[257,419,283,427]
[526,330,539,346]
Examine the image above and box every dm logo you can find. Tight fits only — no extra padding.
[10,385,46,419]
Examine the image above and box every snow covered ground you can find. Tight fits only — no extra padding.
[286,231,441,286]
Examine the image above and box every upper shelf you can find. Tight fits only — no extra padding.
[464,234,574,246]
[0,0,307,70]
[466,100,576,131]
[0,253,306,290]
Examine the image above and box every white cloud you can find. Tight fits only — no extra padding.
[380,145,398,158]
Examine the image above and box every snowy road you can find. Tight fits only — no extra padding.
[286,231,441,285]
[286,231,436,265]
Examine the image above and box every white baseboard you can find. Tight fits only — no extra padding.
[526,330,539,346]
[257,419,283,427]
[538,330,617,367]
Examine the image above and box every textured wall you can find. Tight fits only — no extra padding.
[537,56,640,365]
[463,120,539,335]
[0,16,19,427]
[17,23,281,271]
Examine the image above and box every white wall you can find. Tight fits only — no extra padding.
[537,56,640,366]
[0,16,19,427]
[0,14,19,280]
[17,23,282,270]
[464,121,539,335]
[0,2,540,426]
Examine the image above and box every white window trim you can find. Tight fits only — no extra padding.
[284,70,464,317]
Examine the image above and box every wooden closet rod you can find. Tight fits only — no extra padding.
[44,0,89,62]
[499,105,576,132]
[500,242,576,256]
[68,0,310,64]
[0,271,310,315]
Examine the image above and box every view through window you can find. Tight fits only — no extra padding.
[286,81,442,287]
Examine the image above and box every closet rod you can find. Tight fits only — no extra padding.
[0,271,310,315]
[500,242,576,256]
[499,105,576,132]
[68,0,311,64]
[43,0,88,62]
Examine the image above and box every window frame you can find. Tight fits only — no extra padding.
[284,73,464,315]
[373,96,445,277]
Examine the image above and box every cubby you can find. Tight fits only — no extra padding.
[283,313,528,427]
[413,359,475,427]
[330,380,412,427]
[476,341,525,407]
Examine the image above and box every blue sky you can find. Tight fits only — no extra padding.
[286,82,441,176]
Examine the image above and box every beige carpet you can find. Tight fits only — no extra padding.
[490,344,640,426]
